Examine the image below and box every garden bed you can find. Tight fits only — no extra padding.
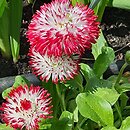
[0,0,130,129]
[0,1,129,78]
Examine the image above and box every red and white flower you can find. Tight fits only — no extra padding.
[29,48,79,84]
[27,0,99,57]
[1,85,53,130]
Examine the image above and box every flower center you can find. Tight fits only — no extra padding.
[50,57,63,68]
[20,98,32,111]
[56,13,72,30]
[66,13,72,22]
[57,23,65,28]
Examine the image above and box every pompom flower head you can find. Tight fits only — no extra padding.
[29,48,79,84]
[1,85,53,130]
[27,0,99,57]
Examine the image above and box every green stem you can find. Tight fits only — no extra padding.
[74,118,87,130]
[124,106,130,110]
[78,83,84,92]
[61,91,66,111]
[53,99,59,118]
[81,58,94,61]
[96,0,108,22]
[113,62,128,88]
[113,62,128,123]
[114,119,121,128]
[79,118,87,128]
[114,102,123,122]
[56,84,66,111]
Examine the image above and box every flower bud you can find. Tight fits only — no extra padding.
[125,51,130,64]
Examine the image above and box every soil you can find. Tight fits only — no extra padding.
[0,0,130,78]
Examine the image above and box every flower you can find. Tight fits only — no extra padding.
[29,47,79,84]
[27,0,99,57]
[1,85,53,130]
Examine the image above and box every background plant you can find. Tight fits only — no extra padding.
[0,0,22,63]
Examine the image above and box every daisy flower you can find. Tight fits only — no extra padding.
[1,85,53,130]
[27,0,99,57]
[29,47,79,84]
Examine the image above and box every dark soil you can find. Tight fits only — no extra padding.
[102,7,130,56]
[0,0,130,78]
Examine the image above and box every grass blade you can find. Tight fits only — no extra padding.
[9,0,23,63]
[108,0,130,10]
[0,3,11,58]
[96,0,109,21]
[71,0,89,6]
[89,0,101,9]
[0,0,6,17]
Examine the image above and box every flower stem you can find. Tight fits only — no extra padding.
[114,102,123,122]
[113,62,128,124]
[74,118,87,130]
[56,84,66,111]
[113,62,128,88]
[79,118,87,128]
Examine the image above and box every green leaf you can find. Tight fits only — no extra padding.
[85,76,112,92]
[122,108,130,119]
[71,0,89,6]
[0,6,11,58]
[120,93,128,111]
[49,119,66,130]
[50,111,73,130]
[39,118,52,130]
[13,75,31,88]
[65,88,79,104]
[73,107,78,122]
[108,75,118,83]
[92,31,107,60]
[94,88,120,105]
[2,75,31,99]
[76,93,114,126]
[96,0,109,21]
[42,80,60,118]
[59,111,73,130]
[9,0,23,62]
[80,63,95,81]
[108,0,130,10]
[116,83,130,93]
[64,73,83,90]
[0,0,7,17]
[2,87,12,99]
[65,89,79,114]
[67,99,77,113]
[101,126,118,130]
[93,46,115,78]
[120,117,130,130]
[108,75,129,85]
[0,124,13,130]
[89,0,101,9]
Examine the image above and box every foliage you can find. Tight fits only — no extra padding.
[2,48,130,130]
[1,0,130,130]
[0,0,22,63]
